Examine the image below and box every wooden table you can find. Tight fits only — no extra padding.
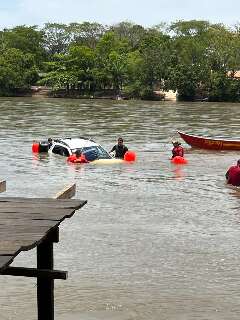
[0,196,87,320]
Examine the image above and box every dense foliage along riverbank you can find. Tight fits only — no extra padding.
[1,20,240,101]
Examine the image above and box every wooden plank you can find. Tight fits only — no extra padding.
[0,201,85,209]
[0,248,21,255]
[0,207,74,214]
[0,203,86,213]
[0,208,76,221]
[0,225,54,233]
[0,214,61,222]
[0,214,60,221]
[0,241,41,255]
[0,219,59,227]
[0,234,54,244]
[0,232,49,238]
[0,197,82,205]
[0,197,74,202]
[54,183,76,200]
[0,227,59,255]
[0,197,87,271]
[0,201,86,222]
[0,236,46,250]
[0,208,82,219]
[1,266,67,279]
[0,229,59,252]
[0,223,54,230]
[0,181,6,193]
[0,238,57,257]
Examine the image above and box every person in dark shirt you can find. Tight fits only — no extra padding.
[110,137,128,159]
[226,159,240,186]
[48,138,53,149]
[171,141,184,158]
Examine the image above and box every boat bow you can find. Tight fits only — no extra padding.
[178,131,240,150]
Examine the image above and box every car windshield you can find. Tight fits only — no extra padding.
[72,146,111,159]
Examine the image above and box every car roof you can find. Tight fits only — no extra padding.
[55,138,99,150]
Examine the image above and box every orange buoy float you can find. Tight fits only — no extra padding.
[32,141,49,153]
[171,156,188,165]
[32,142,40,153]
[124,151,136,162]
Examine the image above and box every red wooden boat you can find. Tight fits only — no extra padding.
[178,131,240,150]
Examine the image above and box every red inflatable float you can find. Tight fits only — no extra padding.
[124,151,136,162]
[171,156,188,165]
[32,142,39,153]
[32,141,49,153]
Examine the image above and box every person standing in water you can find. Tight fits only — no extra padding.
[110,137,128,159]
[226,159,240,186]
[171,141,184,158]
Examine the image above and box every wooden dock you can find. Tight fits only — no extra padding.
[0,182,87,320]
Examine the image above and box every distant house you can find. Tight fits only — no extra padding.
[154,90,177,101]
[227,70,240,79]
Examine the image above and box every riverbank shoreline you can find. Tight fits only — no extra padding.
[29,86,177,101]
[31,86,168,101]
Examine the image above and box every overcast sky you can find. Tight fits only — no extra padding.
[0,0,239,29]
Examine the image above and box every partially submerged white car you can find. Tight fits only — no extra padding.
[49,137,111,159]
[32,137,125,164]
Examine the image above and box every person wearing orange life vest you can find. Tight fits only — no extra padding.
[171,141,184,158]
[226,159,240,186]
[67,150,89,163]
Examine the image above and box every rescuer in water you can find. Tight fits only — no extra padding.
[110,137,128,159]
[171,141,184,159]
[226,159,240,186]
[67,150,88,163]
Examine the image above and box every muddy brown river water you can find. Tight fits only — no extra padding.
[0,98,240,319]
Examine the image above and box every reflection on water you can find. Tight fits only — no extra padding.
[172,167,185,180]
[1,98,240,319]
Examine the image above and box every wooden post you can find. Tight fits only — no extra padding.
[37,229,58,320]
[54,183,76,200]
[2,266,67,279]
[37,184,76,320]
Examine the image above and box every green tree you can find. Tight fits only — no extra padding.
[138,29,172,95]
[0,48,38,94]
[69,22,106,49]
[111,21,146,49]
[94,32,130,92]
[39,45,95,94]
[168,20,214,99]
[123,50,144,98]
[42,23,71,55]
[1,25,45,66]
